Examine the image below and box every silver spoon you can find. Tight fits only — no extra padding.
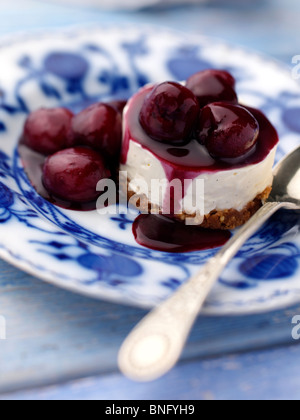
[118,145,300,382]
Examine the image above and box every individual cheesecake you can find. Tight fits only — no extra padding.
[120,70,279,229]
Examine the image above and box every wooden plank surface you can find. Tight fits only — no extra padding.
[2,343,300,400]
[0,0,300,399]
[0,257,299,395]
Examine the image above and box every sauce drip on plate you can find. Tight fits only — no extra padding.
[133,214,231,253]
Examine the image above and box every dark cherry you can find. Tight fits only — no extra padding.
[186,70,238,108]
[197,102,260,159]
[71,103,122,160]
[43,147,111,203]
[139,81,200,144]
[23,107,74,155]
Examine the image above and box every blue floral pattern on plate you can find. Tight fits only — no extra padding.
[0,26,299,314]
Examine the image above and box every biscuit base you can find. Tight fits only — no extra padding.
[125,182,272,230]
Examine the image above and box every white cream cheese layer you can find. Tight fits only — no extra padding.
[120,139,277,216]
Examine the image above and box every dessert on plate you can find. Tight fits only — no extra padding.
[120,70,279,229]
[20,68,279,250]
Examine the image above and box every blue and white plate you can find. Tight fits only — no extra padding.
[0,25,299,315]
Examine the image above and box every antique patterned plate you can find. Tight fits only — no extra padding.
[0,25,299,315]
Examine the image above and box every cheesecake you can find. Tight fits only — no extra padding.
[120,70,279,229]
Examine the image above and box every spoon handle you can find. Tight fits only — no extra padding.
[118,201,284,382]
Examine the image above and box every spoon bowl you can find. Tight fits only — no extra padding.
[270,146,300,206]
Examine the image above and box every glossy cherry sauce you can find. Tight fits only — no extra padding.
[133,214,231,253]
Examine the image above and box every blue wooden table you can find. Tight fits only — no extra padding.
[0,0,300,400]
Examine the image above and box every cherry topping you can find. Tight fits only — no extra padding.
[71,103,122,161]
[139,82,200,144]
[23,108,74,155]
[186,70,238,108]
[42,147,110,203]
[197,102,260,159]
